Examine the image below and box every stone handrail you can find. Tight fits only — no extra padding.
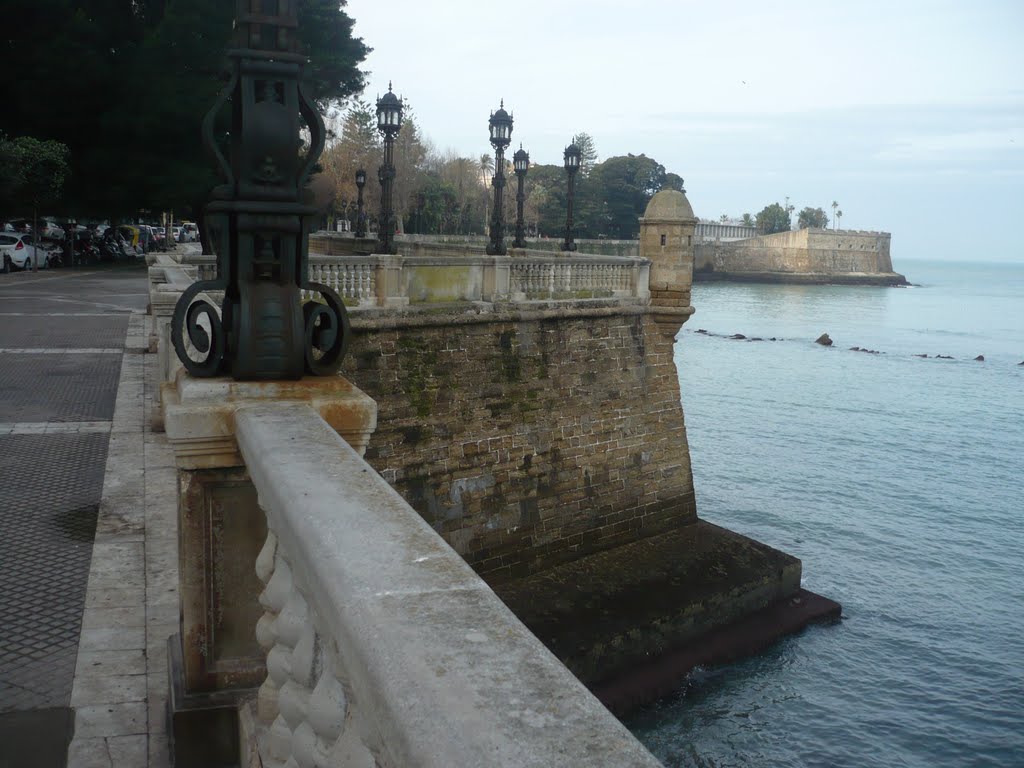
[235,402,662,767]
[183,249,651,307]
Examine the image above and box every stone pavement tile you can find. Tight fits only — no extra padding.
[88,568,146,590]
[73,702,147,739]
[149,733,171,768]
[79,627,146,652]
[70,674,147,706]
[82,606,146,630]
[85,587,144,609]
[75,650,147,679]
[68,734,148,768]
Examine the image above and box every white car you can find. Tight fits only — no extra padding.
[0,232,50,271]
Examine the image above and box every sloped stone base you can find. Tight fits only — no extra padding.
[492,520,840,714]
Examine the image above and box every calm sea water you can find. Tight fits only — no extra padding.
[628,259,1024,768]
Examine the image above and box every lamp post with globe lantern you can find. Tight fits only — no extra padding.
[486,101,513,255]
[512,145,529,248]
[354,168,367,238]
[562,139,582,252]
[376,83,403,254]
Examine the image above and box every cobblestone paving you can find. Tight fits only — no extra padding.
[0,266,148,766]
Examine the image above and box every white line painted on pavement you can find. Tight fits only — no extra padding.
[0,421,112,435]
[0,348,123,354]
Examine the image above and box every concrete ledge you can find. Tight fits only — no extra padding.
[694,270,908,286]
[236,403,663,767]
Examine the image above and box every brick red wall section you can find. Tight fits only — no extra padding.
[342,312,697,583]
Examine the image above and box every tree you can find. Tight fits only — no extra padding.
[755,203,791,234]
[0,135,70,269]
[572,133,599,177]
[831,200,839,230]
[0,0,369,218]
[585,154,667,239]
[797,206,829,229]
[741,213,754,227]
[663,173,685,192]
[836,209,843,230]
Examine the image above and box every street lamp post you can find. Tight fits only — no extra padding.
[512,145,529,248]
[486,100,513,256]
[354,168,367,237]
[562,139,582,252]
[170,0,348,379]
[376,83,403,255]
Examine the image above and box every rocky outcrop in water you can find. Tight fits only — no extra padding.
[815,333,833,346]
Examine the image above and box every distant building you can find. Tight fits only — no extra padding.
[696,219,758,242]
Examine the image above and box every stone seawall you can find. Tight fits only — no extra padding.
[694,228,907,285]
[342,307,697,583]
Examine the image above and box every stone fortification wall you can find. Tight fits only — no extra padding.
[694,228,904,284]
[341,310,696,584]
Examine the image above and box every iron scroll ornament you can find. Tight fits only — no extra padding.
[171,279,350,378]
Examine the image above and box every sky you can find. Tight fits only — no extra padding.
[342,0,1023,263]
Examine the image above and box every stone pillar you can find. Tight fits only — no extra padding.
[161,372,377,700]
[639,189,698,321]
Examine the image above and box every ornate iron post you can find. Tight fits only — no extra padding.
[354,168,367,237]
[171,0,349,380]
[562,139,582,252]
[376,84,403,254]
[512,145,529,248]
[486,101,513,256]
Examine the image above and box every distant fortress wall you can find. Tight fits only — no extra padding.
[367,229,904,285]
[694,228,905,285]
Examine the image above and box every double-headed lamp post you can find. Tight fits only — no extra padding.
[512,145,529,248]
[562,139,582,252]
[354,168,367,238]
[486,100,513,256]
[376,83,403,254]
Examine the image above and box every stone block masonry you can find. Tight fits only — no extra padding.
[342,309,697,584]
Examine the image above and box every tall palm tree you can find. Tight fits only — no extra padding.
[831,200,839,231]
[837,210,843,230]
[480,153,493,186]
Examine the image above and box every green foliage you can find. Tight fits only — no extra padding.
[584,154,667,239]
[741,213,754,227]
[572,132,599,176]
[755,203,792,234]
[797,206,829,229]
[0,135,70,214]
[0,0,368,218]
[663,173,685,192]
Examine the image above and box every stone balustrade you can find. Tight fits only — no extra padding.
[233,402,663,768]
[181,247,650,308]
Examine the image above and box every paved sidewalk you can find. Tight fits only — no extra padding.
[0,267,177,768]
[64,313,178,768]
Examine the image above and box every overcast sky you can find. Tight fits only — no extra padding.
[343,0,1023,263]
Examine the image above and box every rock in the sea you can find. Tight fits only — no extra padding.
[696,329,708,334]
[937,355,954,360]
[815,333,833,346]
[974,355,985,362]
[915,354,928,358]
[730,333,746,340]
[750,337,763,342]
[1019,361,1024,366]
[850,346,861,351]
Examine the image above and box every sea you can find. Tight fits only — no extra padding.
[627,259,1024,768]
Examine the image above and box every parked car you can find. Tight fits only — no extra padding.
[1,232,51,271]
[40,218,65,241]
[181,222,199,242]
[171,226,182,243]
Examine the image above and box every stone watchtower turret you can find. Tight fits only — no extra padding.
[640,189,698,311]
